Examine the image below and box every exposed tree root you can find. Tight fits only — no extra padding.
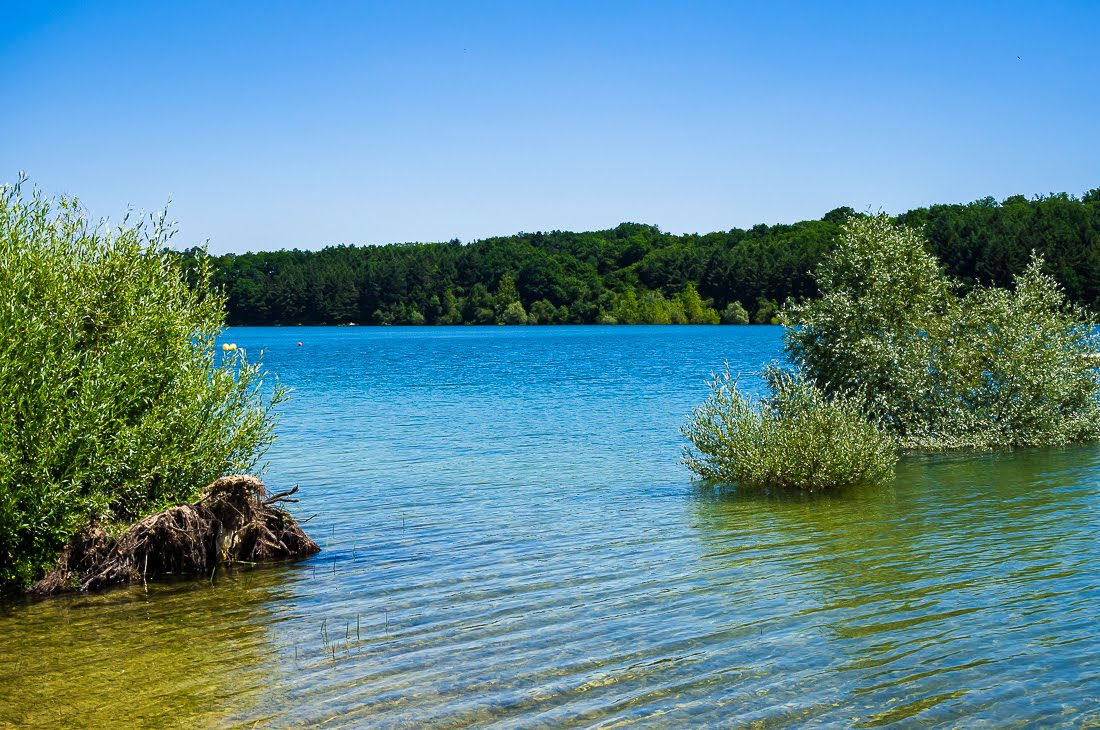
[30,475,320,595]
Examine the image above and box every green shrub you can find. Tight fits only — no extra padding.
[681,365,897,491]
[0,180,286,592]
[784,214,1100,449]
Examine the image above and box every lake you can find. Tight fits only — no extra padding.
[3,325,1100,727]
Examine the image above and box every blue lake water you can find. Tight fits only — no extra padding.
[3,325,1100,727]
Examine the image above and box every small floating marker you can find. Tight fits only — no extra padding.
[221,343,237,352]
[298,341,303,347]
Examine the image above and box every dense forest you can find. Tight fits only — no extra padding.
[185,189,1100,326]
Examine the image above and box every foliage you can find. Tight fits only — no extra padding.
[501,301,528,325]
[784,214,1100,449]
[753,298,779,325]
[681,365,897,491]
[721,301,750,325]
[194,219,842,326]
[683,212,1100,490]
[899,191,1100,310]
[0,181,285,592]
[187,188,1100,327]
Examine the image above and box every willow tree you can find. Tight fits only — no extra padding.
[786,214,1100,450]
[684,214,1100,490]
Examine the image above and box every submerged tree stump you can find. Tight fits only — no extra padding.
[31,475,320,595]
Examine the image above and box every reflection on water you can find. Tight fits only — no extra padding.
[4,327,1100,727]
[691,446,1100,726]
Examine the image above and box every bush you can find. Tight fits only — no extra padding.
[681,365,897,491]
[0,180,285,592]
[784,214,1100,449]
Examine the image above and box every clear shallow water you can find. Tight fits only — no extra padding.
[4,326,1100,727]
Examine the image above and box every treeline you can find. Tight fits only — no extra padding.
[186,189,1100,326]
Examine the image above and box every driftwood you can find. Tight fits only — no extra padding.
[30,475,320,595]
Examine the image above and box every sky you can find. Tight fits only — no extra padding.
[2,1,1098,254]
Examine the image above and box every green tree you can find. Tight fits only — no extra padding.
[721,301,750,324]
[611,287,641,324]
[438,289,463,325]
[638,290,672,324]
[501,300,528,325]
[528,299,558,324]
[753,298,778,324]
[495,272,521,320]
[676,283,720,324]
[496,271,520,303]
[463,282,495,323]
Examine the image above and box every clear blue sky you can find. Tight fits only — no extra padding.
[2,1,1098,254]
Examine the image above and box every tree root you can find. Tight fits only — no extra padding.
[30,475,320,595]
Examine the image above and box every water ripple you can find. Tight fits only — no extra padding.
[5,327,1100,727]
